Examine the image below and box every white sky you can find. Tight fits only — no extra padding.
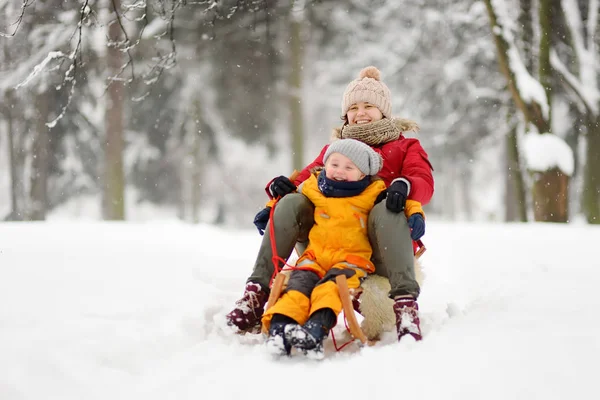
[1,216,599,400]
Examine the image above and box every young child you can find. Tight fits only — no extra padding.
[262,138,425,358]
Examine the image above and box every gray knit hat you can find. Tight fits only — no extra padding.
[323,139,383,176]
[341,66,392,118]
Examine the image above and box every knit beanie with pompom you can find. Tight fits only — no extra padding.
[324,138,383,176]
[341,66,392,118]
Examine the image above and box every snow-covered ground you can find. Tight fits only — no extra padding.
[1,220,599,400]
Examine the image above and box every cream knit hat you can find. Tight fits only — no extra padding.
[324,139,383,176]
[341,66,392,118]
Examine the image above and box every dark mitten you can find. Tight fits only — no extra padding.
[386,180,409,213]
[270,176,297,198]
[375,189,387,205]
[253,207,271,235]
[407,213,425,241]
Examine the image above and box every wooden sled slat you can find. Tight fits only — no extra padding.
[261,273,287,335]
[415,239,426,259]
[336,274,373,346]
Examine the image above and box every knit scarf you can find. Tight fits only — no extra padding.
[335,118,419,147]
[317,170,371,198]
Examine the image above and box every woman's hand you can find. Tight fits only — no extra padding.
[408,214,425,240]
[253,207,271,235]
[269,176,297,198]
[386,180,408,213]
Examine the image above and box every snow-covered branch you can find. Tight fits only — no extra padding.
[0,0,34,38]
[489,0,549,121]
[0,26,73,93]
[550,50,598,115]
[484,0,550,132]
[556,0,600,115]
[14,51,68,90]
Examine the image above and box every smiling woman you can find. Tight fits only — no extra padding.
[347,102,383,126]
[342,66,391,121]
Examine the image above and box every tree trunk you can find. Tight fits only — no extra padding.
[519,0,533,71]
[288,6,304,172]
[5,90,20,220]
[531,168,569,222]
[459,161,472,221]
[103,1,126,220]
[538,0,553,122]
[446,155,457,220]
[191,130,202,225]
[505,124,528,222]
[582,115,600,224]
[28,92,50,221]
[486,0,570,222]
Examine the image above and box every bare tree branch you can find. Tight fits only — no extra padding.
[110,0,136,80]
[45,0,90,128]
[9,0,277,106]
[0,0,34,38]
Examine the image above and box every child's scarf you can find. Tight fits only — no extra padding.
[317,169,370,198]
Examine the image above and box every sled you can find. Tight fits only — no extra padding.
[261,271,372,345]
[261,240,427,347]
[335,274,372,346]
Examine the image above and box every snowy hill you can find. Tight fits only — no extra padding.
[1,221,599,400]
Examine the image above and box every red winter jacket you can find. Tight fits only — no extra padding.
[295,136,434,205]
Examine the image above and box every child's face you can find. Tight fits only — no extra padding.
[324,152,365,182]
[346,102,383,125]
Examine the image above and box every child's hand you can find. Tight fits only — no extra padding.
[407,213,425,240]
[253,207,271,235]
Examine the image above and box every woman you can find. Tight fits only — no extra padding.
[226,66,434,342]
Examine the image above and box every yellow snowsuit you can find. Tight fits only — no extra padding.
[262,172,386,329]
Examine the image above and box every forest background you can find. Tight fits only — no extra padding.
[0,0,598,226]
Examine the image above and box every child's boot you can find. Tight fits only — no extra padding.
[393,296,422,341]
[288,308,337,359]
[225,282,269,333]
[265,314,296,356]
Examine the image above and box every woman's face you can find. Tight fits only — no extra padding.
[346,102,383,125]
[324,152,365,182]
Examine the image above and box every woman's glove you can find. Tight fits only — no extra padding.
[375,189,387,204]
[407,213,425,240]
[386,180,409,213]
[269,176,297,198]
[253,207,271,235]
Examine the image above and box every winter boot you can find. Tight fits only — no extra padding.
[225,282,269,333]
[265,314,296,356]
[393,297,422,341]
[288,308,337,359]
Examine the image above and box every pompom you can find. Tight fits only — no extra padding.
[359,66,381,81]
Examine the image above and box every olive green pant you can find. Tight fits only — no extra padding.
[247,193,420,299]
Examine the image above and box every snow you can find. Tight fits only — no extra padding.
[1,220,599,400]
[522,133,575,176]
